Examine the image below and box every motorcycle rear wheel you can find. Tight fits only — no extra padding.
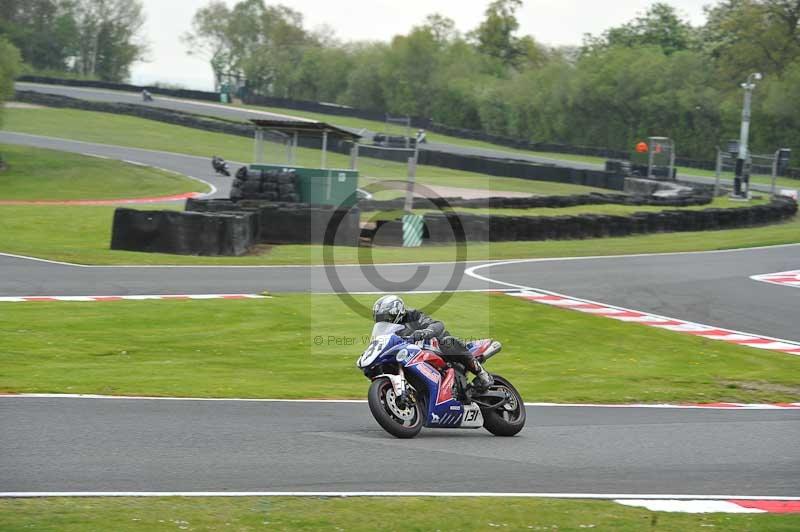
[367,378,423,439]
[480,375,526,437]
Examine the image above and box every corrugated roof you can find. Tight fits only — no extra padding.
[250,119,361,140]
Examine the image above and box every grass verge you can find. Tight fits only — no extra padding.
[232,101,800,190]
[0,203,796,266]
[2,496,799,531]
[1,293,797,403]
[0,143,208,200]
[1,107,607,196]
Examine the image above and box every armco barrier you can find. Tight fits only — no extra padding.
[110,208,257,256]
[18,75,221,102]
[419,197,796,244]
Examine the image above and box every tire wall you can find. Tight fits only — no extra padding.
[12,91,625,192]
[358,192,712,212]
[422,197,797,244]
[18,75,221,102]
[110,208,257,256]
[17,77,800,179]
[185,200,361,247]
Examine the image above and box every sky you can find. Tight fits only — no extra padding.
[130,0,709,90]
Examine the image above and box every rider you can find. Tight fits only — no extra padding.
[372,295,494,389]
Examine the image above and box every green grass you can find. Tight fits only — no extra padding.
[1,107,606,196]
[1,293,798,402]
[2,496,799,531]
[233,101,800,189]
[0,202,796,266]
[0,144,208,200]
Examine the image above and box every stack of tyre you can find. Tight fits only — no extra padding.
[230,167,300,202]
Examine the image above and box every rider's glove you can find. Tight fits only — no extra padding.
[410,329,432,342]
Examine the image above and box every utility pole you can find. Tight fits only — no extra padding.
[734,72,762,199]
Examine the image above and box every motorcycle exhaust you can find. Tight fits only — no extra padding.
[481,341,502,361]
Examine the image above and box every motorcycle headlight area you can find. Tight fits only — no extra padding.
[358,335,391,367]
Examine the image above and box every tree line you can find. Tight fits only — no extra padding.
[1,0,799,161]
[0,0,146,82]
[185,0,800,160]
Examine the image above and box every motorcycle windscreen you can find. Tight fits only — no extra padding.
[371,322,404,338]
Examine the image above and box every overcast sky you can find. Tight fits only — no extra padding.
[131,0,709,90]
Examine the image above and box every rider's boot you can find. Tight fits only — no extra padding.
[468,359,494,390]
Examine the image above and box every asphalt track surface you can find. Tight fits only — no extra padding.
[16,81,794,194]
[2,90,799,496]
[1,244,797,342]
[2,397,798,495]
[0,131,797,345]
[0,130,233,199]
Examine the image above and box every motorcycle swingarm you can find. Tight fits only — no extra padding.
[470,390,510,410]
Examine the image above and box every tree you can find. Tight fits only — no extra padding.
[72,0,147,81]
[0,0,78,71]
[472,0,524,66]
[0,37,22,128]
[583,3,697,56]
[184,1,314,97]
[703,0,800,81]
[182,1,236,91]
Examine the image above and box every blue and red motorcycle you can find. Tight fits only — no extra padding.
[357,322,526,438]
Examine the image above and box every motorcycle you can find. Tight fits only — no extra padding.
[357,322,526,439]
[211,155,231,177]
[141,90,154,102]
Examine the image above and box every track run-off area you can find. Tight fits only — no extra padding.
[1,86,799,512]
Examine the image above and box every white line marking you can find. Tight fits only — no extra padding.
[2,394,798,409]
[466,261,800,350]
[1,491,797,500]
[615,499,765,513]
[751,270,800,289]
[0,294,268,302]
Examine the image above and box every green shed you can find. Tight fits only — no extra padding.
[249,119,362,207]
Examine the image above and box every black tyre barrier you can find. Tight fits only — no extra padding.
[13,90,630,192]
[16,90,256,139]
[185,199,361,247]
[18,75,221,102]
[20,90,798,186]
[110,208,257,256]
[20,77,800,179]
[357,192,712,212]
[414,197,797,244]
[229,169,299,202]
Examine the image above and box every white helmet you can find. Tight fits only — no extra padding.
[372,295,406,324]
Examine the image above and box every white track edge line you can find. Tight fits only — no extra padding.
[0,491,797,500]
[2,394,798,409]
[465,261,800,349]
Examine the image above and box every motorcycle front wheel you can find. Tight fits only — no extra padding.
[367,377,423,439]
[480,374,526,437]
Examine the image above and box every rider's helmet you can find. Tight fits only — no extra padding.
[372,295,406,324]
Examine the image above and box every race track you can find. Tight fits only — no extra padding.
[1,104,799,498]
[16,81,793,194]
[2,397,798,496]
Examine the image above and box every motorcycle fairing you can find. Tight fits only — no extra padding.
[402,352,464,428]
